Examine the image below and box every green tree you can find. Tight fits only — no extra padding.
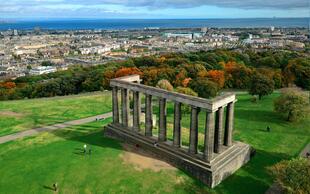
[41,61,55,66]
[175,87,198,97]
[156,79,173,91]
[184,63,206,78]
[190,78,219,99]
[274,90,309,122]
[32,79,61,98]
[249,73,274,100]
[268,157,310,194]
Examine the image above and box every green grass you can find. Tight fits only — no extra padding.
[0,119,208,194]
[0,91,112,136]
[0,93,309,194]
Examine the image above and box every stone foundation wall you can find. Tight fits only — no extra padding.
[104,124,251,188]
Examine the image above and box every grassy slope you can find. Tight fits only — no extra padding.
[0,119,208,194]
[0,93,309,194]
[0,92,112,136]
[214,93,309,194]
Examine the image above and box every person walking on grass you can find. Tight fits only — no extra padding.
[53,183,58,191]
[83,144,87,154]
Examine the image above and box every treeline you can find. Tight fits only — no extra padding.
[0,49,309,100]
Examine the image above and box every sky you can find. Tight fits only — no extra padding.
[0,0,309,19]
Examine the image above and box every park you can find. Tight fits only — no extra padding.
[0,75,309,193]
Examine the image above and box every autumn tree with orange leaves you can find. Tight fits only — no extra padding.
[0,82,16,89]
[207,70,225,88]
[115,67,143,78]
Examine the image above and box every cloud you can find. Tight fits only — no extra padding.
[1,0,308,10]
[0,0,308,18]
[61,0,310,9]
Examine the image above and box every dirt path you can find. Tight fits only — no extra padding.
[0,112,112,144]
[299,143,310,158]
[120,143,176,172]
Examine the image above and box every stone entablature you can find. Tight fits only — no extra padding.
[104,75,251,188]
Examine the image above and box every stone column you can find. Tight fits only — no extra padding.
[204,111,215,162]
[133,91,140,132]
[189,106,199,154]
[214,107,224,153]
[224,102,235,147]
[158,98,167,142]
[121,88,129,127]
[112,87,119,124]
[173,102,181,147]
[145,94,153,137]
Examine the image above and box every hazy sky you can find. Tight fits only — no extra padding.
[0,0,309,19]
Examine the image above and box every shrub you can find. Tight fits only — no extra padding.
[156,79,174,91]
[274,89,309,122]
[268,157,310,194]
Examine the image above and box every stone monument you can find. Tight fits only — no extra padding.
[104,75,251,188]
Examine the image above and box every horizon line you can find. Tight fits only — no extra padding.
[1,16,309,21]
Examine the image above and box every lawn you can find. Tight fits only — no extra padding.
[0,93,309,194]
[0,91,112,136]
[0,119,209,194]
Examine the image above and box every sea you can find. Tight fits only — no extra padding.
[0,18,309,30]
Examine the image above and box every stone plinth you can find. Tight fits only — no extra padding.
[104,124,251,188]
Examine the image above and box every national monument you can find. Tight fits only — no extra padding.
[104,75,252,188]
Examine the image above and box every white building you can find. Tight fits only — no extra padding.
[164,33,193,39]
[29,66,57,75]
[80,44,120,55]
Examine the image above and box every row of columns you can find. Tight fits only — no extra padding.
[111,86,235,162]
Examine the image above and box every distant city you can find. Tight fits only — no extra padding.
[0,18,309,80]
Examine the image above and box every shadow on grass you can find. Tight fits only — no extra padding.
[236,109,283,124]
[214,149,290,194]
[50,124,122,152]
[43,185,55,191]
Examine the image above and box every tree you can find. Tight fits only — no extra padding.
[0,82,16,89]
[295,64,310,90]
[184,63,206,78]
[41,61,54,66]
[224,61,254,89]
[156,79,173,91]
[174,69,187,87]
[115,67,143,78]
[31,79,61,98]
[274,90,309,122]
[175,87,198,97]
[189,78,219,99]
[249,73,274,100]
[207,70,225,88]
[268,157,310,194]
[102,68,117,89]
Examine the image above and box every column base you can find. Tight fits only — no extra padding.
[104,124,252,188]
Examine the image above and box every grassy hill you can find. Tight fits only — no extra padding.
[0,92,309,194]
[0,91,112,136]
